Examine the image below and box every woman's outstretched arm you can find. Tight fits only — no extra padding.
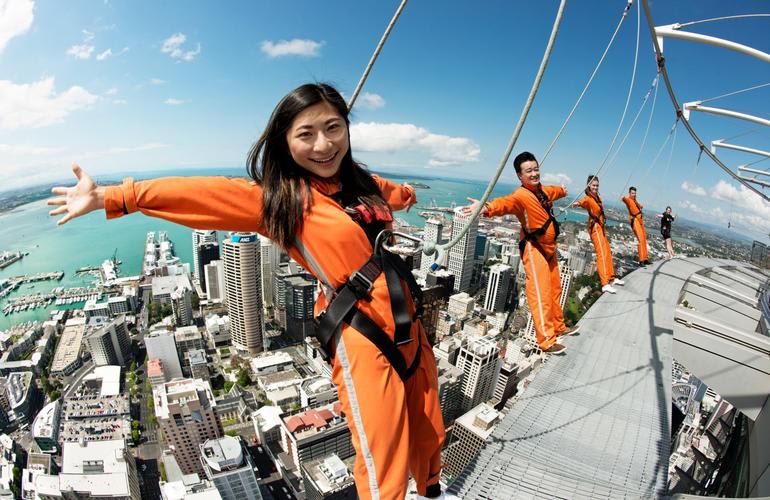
[48,163,267,233]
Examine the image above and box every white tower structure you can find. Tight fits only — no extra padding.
[448,208,479,292]
[223,233,264,355]
[484,263,513,312]
[420,218,444,274]
[192,230,218,284]
[455,336,501,413]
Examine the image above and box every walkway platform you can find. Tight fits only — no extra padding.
[448,257,742,499]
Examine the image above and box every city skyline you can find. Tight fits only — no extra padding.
[1,0,769,240]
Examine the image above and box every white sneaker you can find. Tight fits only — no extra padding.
[602,284,617,294]
[612,278,625,286]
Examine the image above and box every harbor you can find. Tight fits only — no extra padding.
[2,286,103,316]
[0,251,25,270]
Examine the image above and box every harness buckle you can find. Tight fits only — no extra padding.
[348,269,375,301]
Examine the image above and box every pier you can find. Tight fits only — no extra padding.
[0,251,24,270]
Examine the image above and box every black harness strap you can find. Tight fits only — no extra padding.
[586,192,606,234]
[518,185,560,257]
[629,198,643,222]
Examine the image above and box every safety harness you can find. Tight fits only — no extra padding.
[518,184,560,257]
[585,192,606,234]
[628,197,643,223]
[313,193,424,382]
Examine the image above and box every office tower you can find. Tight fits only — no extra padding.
[145,331,183,380]
[274,262,314,330]
[154,378,222,476]
[456,336,501,413]
[493,362,518,411]
[170,286,193,326]
[174,326,205,377]
[200,436,262,500]
[483,263,514,313]
[302,454,356,500]
[420,285,450,347]
[285,274,316,342]
[83,316,131,367]
[280,403,353,472]
[437,358,464,426]
[34,440,141,500]
[443,403,500,481]
[568,248,589,276]
[420,218,444,274]
[751,240,770,269]
[448,292,474,320]
[196,243,220,293]
[205,260,226,303]
[222,233,264,355]
[448,207,479,292]
[192,230,218,284]
[260,235,281,314]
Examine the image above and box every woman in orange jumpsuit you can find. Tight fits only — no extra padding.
[48,83,445,500]
[572,175,624,294]
[621,186,649,266]
[463,151,579,355]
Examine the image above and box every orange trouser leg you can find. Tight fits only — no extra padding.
[549,256,567,334]
[591,225,615,286]
[331,321,444,500]
[632,217,648,261]
[523,242,558,350]
[406,321,444,495]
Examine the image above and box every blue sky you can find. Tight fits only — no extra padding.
[1,0,769,239]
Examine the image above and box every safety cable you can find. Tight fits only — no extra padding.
[640,118,679,183]
[620,72,660,194]
[650,120,678,210]
[557,0,641,218]
[676,13,770,29]
[699,82,770,104]
[540,0,635,166]
[347,0,409,110]
[420,0,569,267]
[640,0,770,202]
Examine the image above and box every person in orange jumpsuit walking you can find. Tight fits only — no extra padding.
[621,186,649,266]
[463,152,579,355]
[48,84,445,500]
[572,175,624,294]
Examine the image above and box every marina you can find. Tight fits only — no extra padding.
[0,251,25,270]
[2,286,103,316]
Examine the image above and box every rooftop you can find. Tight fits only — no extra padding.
[32,400,60,440]
[200,435,245,472]
[50,316,86,373]
[284,402,344,438]
[81,365,122,397]
[154,378,215,420]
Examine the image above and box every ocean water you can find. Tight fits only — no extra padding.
[0,170,593,330]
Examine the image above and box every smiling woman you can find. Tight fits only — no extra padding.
[47,82,445,500]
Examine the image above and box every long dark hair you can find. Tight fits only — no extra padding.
[247,83,387,250]
[585,175,599,197]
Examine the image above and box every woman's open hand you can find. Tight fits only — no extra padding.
[48,163,105,225]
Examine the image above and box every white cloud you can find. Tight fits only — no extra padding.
[112,99,126,105]
[260,38,322,58]
[0,77,98,129]
[542,172,572,185]
[678,200,698,211]
[104,87,117,96]
[0,143,64,155]
[82,142,168,157]
[81,29,94,41]
[680,180,706,196]
[350,122,480,167]
[0,0,34,53]
[163,98,185,105]
[161,32,200,61]
[150,78,166,85]
[96,48,112,60]
[67,43,94,59]
[358,92,385,110]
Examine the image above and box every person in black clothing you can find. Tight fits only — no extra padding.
[657,206,676,259]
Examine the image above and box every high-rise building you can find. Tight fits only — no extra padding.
[443,403,500,481]
[420,285,450,346]
[420,218,444,274]
[222,233,265,355]
[260,235,281,314]
[285,274,317,342]
[145,331,183,380]
[170,286,193,326]
[492,361,518,411]
[280,403,353,472]
[483,263,513,313]
[197,242,220,293]
[34,439,141,500]
[192,230,218,284]
[437,358,464,426]
[205,260,226,303]
[174,326,206,376]
[83,316,131,367]
[274,262,314,330]
[456,336,501,413]
[154,378,222,476]
[200,435,262,500]
[448,292,474,320]
[750,240,770,269]
[301,454,357,500]
[448,207,479,292]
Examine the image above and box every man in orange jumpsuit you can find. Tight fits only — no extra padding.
[573,175,624,294]
[465,151,578,355]
[621,186,649,266]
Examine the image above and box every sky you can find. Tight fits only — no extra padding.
[1,0,769,240]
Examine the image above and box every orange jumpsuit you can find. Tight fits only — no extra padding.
[621,195,648,263]
[577,194,615,286]
[104,174,444,500]
[485,184,567,350]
